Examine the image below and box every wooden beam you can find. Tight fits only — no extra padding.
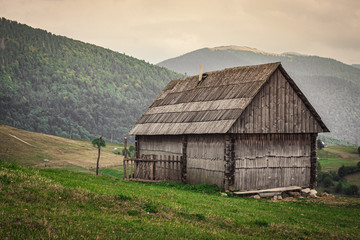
[309,133,318,188]
[233,186,302,195]
[224,134,235,191]
[181,135,188,183]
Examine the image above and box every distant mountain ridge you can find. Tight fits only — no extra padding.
[352,64,360,69]
[0,17,183,141]
[158,46,360,144]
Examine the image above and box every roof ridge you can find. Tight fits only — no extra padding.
[186,62,281,78]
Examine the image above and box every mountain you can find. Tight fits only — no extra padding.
[158,46,360,144]
[352,64,360,70]
[0,18,183,141]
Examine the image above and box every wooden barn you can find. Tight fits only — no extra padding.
[128,62,329,191]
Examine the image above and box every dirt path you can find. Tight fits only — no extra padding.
[8,133,34,146]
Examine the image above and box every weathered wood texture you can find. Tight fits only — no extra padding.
[233,134,311,191]
[309,133,318,188]
[130,63,329,135]
[224,135,235,191]
[137,135,183,157]
[130,63,279,135]
[181,135,188,183]
[123,155,182,182]
[136,135,185,183]
[229,69,323,134]
[186,135,225,187]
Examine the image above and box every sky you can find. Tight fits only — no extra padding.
[1,0,359,64]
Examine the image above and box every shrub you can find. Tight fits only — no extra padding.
[344,185,359,196]
[338,165,346,178]
[329,171,341,181]
[129,145,135,153]
[122,148,131,158]
[323,176,334,188]
[317,162,322,172]
[338,164,360,178]
[335,182,343,193]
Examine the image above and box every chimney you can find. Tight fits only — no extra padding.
[198,64,203,82]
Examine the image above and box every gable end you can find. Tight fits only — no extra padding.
[228,68,329,134]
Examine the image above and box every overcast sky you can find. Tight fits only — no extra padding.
[1,0,359,64]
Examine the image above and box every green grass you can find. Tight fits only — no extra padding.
[99,167,124,178]
[1,161,360,239]
[318,146,360,172]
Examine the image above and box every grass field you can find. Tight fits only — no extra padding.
[318,146,360,188]
[318,146,360,172]
[0,124,124,171]
[1,161,360,239]
[1,125,360,238]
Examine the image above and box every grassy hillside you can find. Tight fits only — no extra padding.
[318,145,360,189]
[158,46,360,145]
[1,125,360,238]
[1,162,360,239]
[0,124,124,171]
[0,17,183,141]
[318,146,360,172]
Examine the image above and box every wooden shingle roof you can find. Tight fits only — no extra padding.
[129,62,329,135]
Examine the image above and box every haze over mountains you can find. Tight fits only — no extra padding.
[158,46,360,144]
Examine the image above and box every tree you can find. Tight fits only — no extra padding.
[344,185,359,196]
[335,181,343,193]
[338,165,346,178]
[317,139,325,150]
[122,148,131,158]
[92,136,106,175]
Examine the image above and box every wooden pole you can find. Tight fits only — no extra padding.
[123,159,127,180]
[135,135,139,158]
[124,137,128,159]
[310,133,318,188]
[96,136,102,176]
[224,134,235,191]
[181,135,188,183]
[153,155,157,180]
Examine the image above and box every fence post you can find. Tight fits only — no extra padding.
[130,155,133,180]
[123,159,127,180]
[176,156,180,181]
[124,137,128,159]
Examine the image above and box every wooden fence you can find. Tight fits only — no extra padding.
[123,155,183,182]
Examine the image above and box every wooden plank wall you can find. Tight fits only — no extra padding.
[233,134,311,191]
[138,135,183,157]
[187,135,225,187]
[138,135,183,180]
[229,69,323,134]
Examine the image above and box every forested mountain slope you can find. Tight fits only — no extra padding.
[158,46,360,144]
[0,18,183,141]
